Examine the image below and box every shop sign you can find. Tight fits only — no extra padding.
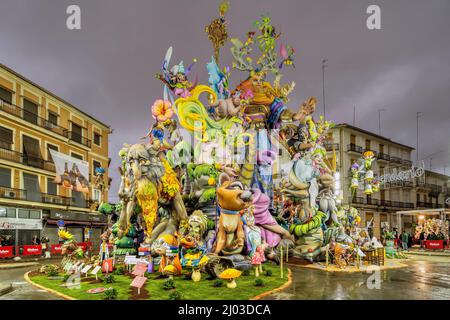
[0,218,42,230]
[0,246,14,258]
[378,165,425,185]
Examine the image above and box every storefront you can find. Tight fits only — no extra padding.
[42,210,108,252]
[0,206,43,257]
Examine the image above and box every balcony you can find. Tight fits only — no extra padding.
[68,131,91,148]
[402,159,413,166]
[377,152,390,162]
[350,197,414,209]
[42,193,73,206]
[0,186,90,208]
[0,98,68,138]
[416,202,443,209]
[402,181,414,188]
[324,142,339,152]
[347,143,363,154]
[390,156,402,164]
[0,186,27,201]
[0,147,55,172]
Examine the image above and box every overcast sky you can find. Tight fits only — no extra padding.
[1,0,449,202]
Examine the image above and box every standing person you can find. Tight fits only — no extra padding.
[31,235,40,245]
[401,230,409,250]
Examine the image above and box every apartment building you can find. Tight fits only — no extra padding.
[0,63,110,250]
[327,123,450,238]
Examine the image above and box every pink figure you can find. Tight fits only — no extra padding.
[251,246,266,277]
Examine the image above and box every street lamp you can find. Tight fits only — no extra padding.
[378,108,385,135]
[416,112,423,162]
[322,58,328,118]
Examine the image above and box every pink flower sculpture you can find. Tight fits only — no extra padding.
[151,99,173,122]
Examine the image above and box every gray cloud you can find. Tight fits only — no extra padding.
[1,0,449,202]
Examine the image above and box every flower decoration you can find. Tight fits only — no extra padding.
[151,99,174,122]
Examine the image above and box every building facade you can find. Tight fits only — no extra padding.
[0,64,110,252]
[327,123,450,238]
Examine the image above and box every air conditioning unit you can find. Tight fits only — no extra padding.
[3,190,16,198]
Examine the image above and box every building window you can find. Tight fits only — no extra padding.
[70,122,83,143]
[0,207,16,218]
[22,135,42,167]
[350,134,356,145]
[72,190,85,207]
[0,86,12,104]
[93,132,101,146]
[0,167,11,187]
[379,144,384,154]
[23,172,40,202]
[93,189,101,202]
[48,111,58,126]
[365,139,371,151]
[0,126,13,150]
[47,177,57,195]
[47,144,58,162]
[71,152,83,160]
[93,160,101,174]
[23,99,39,124]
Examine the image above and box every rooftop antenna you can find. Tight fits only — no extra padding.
[353,105,356,126]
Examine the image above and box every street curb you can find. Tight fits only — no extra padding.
[250,268,292,300]
[0,283,13,296]
[405,251,450,257]
[0,262,39,270]
[24,271,76,300]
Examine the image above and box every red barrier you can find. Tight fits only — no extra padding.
[425,240,444,250]
[0,246,14,258]
[50,244,63,254]
[21,245,42,256]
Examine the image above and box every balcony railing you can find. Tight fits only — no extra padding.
[416,202,442,209]
[402,181,414,188]
[68,131,91,148]
[347,144,363,153]
[42,193,73,206]
[0,186,27,201]
[324,142,339,151]
[0,147,55,172]
[377,152,390,161]
[0,186,90,208]
[390,156,402,164]
[402,159,413,166]
[0,98,68,138]
[350,197,414,208]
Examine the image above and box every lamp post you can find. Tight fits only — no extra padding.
[378,108,385,135]
[322,58,328,118]
[416,112,423,162]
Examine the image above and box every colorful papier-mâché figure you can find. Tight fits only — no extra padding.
[117,137,187,247]
[173,15,311,210]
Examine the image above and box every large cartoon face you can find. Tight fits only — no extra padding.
[217,174,253,211]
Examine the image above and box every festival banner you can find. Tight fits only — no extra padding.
[49,149,90,193]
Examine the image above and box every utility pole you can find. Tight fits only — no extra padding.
[378,108,385,135]
[322,58,328,118]
[416,112,422,162]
